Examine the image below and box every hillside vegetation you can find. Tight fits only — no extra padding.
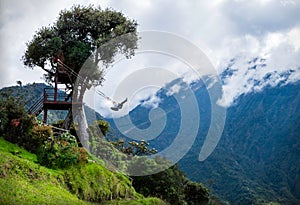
[0,137,164,205]
[0,88,165,205]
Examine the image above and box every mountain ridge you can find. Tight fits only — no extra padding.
[108,77,300,204]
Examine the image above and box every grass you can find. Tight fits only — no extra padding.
[106,198,166,205]
[0,137,164,205]
[0,177,89,205]
[0,138,87,205]
[0,137,37,162]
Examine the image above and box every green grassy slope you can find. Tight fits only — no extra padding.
[0,138,165,205]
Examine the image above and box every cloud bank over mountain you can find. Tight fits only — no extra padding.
[1,0,299,113]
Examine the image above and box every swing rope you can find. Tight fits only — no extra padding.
[57,59,118,105]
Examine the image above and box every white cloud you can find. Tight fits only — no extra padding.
[0,0,300,113]
[220,0,300,35]
[141,94,161,109]
[166,84,181,96]
[217,26,300,106]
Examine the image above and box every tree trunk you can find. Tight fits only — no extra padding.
[62,109,72,130]
[74,84,90,152]
[77,104,90,152]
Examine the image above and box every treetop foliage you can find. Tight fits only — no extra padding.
[23,5,138,88]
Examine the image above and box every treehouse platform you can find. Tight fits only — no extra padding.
[43,88,81,110]
[28,88,81,123]
[28,55,80,127]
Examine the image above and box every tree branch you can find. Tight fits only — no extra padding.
[40,65,55,76]
[95,50,99,64]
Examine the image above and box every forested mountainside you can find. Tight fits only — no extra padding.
[108,79,300,204]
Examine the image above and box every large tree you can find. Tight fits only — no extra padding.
[23,5,138,150]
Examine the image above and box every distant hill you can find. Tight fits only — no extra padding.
[0,83,49,109]
[107,78,300,204]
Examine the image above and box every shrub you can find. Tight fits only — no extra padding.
[112,139,157,157]
[184,181,210,205]
[87,120,110,138]
[113,140,211,205]
[29,125,53,153]
[88,120,110,153]
[78,147,88,163]
[92,137,128,173]
[131,162,187,205]
[0,92,34,151]
[37,132,87,169]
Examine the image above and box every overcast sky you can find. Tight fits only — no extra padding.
[0,0,300,115]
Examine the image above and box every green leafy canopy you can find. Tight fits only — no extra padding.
[23,5,138,87]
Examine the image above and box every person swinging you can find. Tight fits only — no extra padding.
[110,98,128,111]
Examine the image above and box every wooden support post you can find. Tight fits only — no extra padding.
[54,70,58,102]
[43,108,48,123]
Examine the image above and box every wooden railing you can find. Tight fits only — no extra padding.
[43,88,71,102]
[27,95,44,115]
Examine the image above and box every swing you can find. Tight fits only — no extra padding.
[56,58,127,112]
[110,98,128,111]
